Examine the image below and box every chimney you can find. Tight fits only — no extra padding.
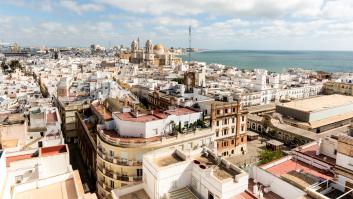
[316,138,322,156]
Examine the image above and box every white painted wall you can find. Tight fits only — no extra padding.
[336,153,353,171]
[250,166,306,199]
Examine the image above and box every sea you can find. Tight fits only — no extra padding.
[179,50,353,73]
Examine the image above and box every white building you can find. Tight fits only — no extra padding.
[112,147,248,199]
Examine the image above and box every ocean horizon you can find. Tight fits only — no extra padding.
[179,50,353,73]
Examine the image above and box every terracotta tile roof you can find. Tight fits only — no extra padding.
[46,112,58,123]
[299,144,336,166]
[6,153,34,167]
[165,107,197,116]
[114,112,161,122]
[265,159,333,180]
[40,145,67,157]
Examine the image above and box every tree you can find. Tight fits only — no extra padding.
[257,149,282,165]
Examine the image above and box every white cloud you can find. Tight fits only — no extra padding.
[152,17,200,27]
[99,0,325,18]
[60,0,103,14]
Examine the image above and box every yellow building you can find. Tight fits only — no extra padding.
[324,82,353,96]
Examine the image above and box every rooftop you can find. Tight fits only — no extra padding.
[262,157,333,189]
[277,94,353,113]
[40,145,67,157]
[297,143,336,166]
[194,154,241,181]
[154,153,184,167]
[115,112,162,122]
[13,179,77,199]
[6,152,36,167]
[92,103,113,121]
[119,189,150,199]
[165,107,198,116]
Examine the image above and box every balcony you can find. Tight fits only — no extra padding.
[97,179,112,192]
[97,147,142,167]
[97,125,163,147]
[97,165,142,183]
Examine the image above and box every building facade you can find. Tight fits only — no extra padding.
[210,102,248,157]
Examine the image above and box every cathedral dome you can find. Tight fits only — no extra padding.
[153,43,165,54]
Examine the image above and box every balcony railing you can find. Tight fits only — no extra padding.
[97,124,212,148]
[97,147,142,166]
[97,179,112,192]
[97,165,142,183]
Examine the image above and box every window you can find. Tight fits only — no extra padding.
[216,130,219,137]
[232,108,236,112]
[242,116,245,121]
[110,180,115,188]
[223,129,228,136]
[232,128,235,134]
[216,120,219,126]
[109,150,114,157]
[241,125,244,131]
[153,128,158,135]
[137,169,143,176]
[217,110,220,115]
[231,140,235,144]
[224,119,227,125]
[225,109,228,114]
[241,137,244,142]
[232,118,235,123]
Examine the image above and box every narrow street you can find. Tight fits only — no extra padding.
[68,142,95,193]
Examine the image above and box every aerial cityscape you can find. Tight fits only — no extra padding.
[1,1,353,199]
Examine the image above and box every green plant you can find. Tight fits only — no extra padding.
[257,149,282,165]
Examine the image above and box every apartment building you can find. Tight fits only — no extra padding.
[199,101,248,157]
[112,147,248,199]
[0,145,97,199]
[94,106,214,198]
[54,96,90,142]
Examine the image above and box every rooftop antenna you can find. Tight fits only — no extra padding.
[188,25,191,64]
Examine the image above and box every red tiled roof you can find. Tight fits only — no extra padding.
[299,143,336,166]
[92,104,112,121]
[265,159,333,180]
[47,112,58,123]
[165,107,197,116]
[115,112,161,122]
[40,145,67,157]
[233,191,257,199]
[6,153,34,167]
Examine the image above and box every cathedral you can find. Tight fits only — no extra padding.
[129,39,182,66]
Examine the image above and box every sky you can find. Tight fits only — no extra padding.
[1,0,353,50]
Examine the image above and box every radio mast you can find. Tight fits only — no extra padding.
[188,25,191,63]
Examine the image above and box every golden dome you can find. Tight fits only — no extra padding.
[153,43,164,50]
[153,43,165,54]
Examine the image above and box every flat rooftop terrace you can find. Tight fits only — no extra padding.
[194,154,241,181]
[262,157,333,190]
[154,153,184,167]
[119,189,150,199]
[277,94,353,113]
[13,179,77,199]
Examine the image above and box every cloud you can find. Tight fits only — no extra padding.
[2,0,353,50]
[99,0,325,18]
[152,17,200,27]
[2,0,53,11]
[60,0,104,14]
